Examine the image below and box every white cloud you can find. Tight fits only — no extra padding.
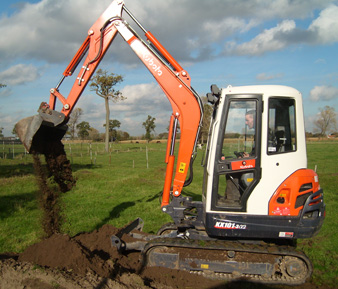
[251,0,333,19]
[0,64,39,86]
[76,82,171,136]
[309,85,338,101]
[228,20,296,56]
[304,114,316,132]
[222,4,338,56]
[0,0,112,63]
[309,5,338,44]
[0,107,31,136]
[202,18,259,42]
[256,72,283,81]
[314,58,326,64]
[0,0,335,65]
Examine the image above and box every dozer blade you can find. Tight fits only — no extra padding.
[16,106,67,154]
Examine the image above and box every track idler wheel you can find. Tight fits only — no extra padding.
[281,256,308,280]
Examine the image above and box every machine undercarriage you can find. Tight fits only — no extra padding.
[111,218,312,285]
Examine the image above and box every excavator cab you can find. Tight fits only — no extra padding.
[203,85,325,239]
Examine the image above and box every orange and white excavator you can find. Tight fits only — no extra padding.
[16,0,325,285]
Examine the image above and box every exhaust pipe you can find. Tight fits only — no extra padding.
[15,102,68,153]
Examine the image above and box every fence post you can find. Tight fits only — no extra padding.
[90,143,92,164]
[69,143,73,164]
[146,146,149,169]
[109,143,112,165]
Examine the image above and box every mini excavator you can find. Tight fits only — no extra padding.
[16,0,325,285]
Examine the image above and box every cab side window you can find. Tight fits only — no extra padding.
[268,98,296,154]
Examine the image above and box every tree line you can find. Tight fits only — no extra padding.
[66,108,157,143]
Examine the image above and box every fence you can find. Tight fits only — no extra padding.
[0,141,168,170]
[1,140,27,160]
[1,140,337,174]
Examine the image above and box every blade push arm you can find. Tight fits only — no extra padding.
[47,0,203,206]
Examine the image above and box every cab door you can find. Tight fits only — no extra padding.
[211,94,262,212]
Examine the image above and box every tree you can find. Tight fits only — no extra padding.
[119,131,130,141]
[142,115,156,142]
[158,132,169,139]
[88,127,102,141]
[76,121,91,140]
[0,84,6,88]
[314,106,337,137]
[90,69,125,152]
[0,127,3,138]
[199,97,213,144]
[67,108,83,139]
[12,125,17,136]
[103,119,121,142]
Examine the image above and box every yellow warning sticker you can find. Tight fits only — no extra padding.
[179,162,186,173]
[201,264,209,269]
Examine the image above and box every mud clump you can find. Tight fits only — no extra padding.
[32,139,76,237]
[42,139,76,193]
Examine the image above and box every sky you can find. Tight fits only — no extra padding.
[1,0,338,137]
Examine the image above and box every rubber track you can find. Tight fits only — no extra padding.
[142,237,312,285]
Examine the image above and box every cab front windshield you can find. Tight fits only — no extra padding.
[221,100,256,159]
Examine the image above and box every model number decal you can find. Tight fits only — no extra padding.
[215,221,247,229]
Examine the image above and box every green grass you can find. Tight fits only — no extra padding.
[299,141,338,287]
[0,140,337,287]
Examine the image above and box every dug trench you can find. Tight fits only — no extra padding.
[0,140,332,288]
[31,139,76,237]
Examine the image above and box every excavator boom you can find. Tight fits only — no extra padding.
[16,0,203,204]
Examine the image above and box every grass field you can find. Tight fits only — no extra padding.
[0,140,337,287]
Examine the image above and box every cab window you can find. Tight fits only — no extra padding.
[267,98,296,154]
[221,100,257,159]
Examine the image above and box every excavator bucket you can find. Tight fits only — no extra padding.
[15,105,68,154]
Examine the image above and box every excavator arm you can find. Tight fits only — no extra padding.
[16,0,203,207]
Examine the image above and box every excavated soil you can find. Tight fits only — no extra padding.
[0,224,224,289]
[42,139,76,193]
[0,224,331,289]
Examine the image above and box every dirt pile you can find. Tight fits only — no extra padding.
[0,224,223,289]
[0,224,332,289]
[19,225,120,277]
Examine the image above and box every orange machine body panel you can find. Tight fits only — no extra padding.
[269,169,321,216]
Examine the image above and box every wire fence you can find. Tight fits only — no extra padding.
[1,141,28,160]
[1,140,337,173]
[0,141,168,170]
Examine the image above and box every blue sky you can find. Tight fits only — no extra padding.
[1,0,337,137]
